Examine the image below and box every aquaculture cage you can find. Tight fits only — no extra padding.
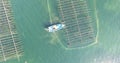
[57,0,97,48]
[0,0,23,62]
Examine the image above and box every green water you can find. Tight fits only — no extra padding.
[2,0,120,63]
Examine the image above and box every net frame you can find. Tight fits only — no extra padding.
[0,0,23,62]
[57,0,96,48]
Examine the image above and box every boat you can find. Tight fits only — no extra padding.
[45,23,65,32]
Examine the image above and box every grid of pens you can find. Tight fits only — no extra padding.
[0,0,23,62]
[57,0,96,48]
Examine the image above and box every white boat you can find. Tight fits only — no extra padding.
[45,23,65,32]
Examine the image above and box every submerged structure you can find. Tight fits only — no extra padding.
[57,0,97,48]
[0,0,23,62]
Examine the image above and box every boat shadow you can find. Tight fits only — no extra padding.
[43,22,61,28]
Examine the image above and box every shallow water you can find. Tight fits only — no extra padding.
[3,0,120,63]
